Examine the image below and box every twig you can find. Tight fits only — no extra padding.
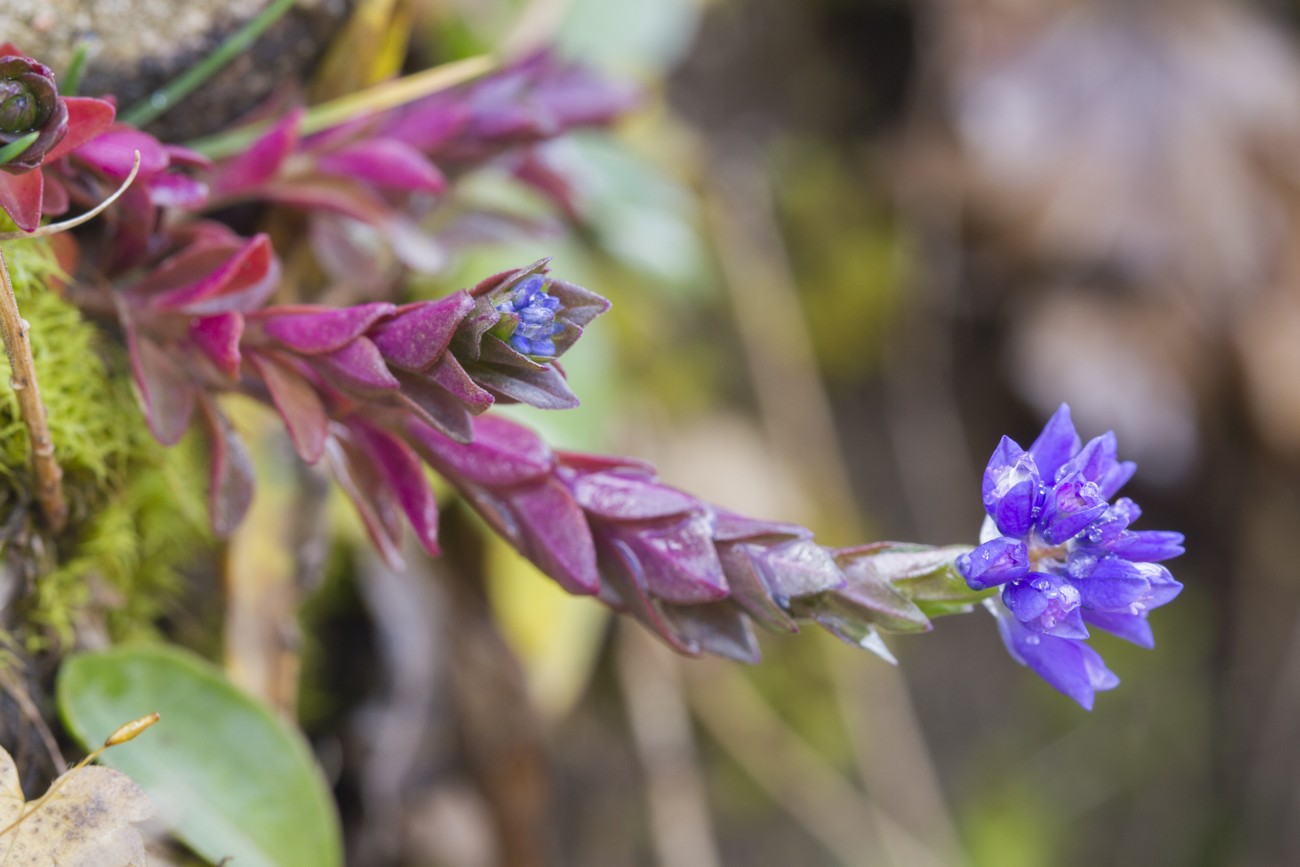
[0,247,65,532]
[0,152,142,533]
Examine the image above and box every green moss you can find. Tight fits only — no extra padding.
[0,237,211,650]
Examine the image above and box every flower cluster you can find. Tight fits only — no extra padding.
[0,39,1187,710]
[957,405,1184,708]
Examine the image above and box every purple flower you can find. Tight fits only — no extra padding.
[493,275,562,357]
[959,404,1185,708]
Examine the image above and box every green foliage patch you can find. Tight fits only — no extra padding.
[0,238,210,648]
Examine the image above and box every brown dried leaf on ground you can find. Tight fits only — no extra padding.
[0,744,156,867]
[941,0,1300,320]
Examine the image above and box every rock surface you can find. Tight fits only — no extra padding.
[0,0,354,140]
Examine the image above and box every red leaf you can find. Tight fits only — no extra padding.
[44,97,116,163]
[0,169,44,232]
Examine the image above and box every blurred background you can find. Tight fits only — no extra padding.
[293,0,1300,865]
[21,0,1300,863]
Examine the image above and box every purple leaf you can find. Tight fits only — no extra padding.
[313,337,401,397]
[395,371,475,443]
[597,537,700,656]
[406,414,554,487]
[248,352,328,463]
[325,433,405,570]
[128,332,198,445]
[711,510,810,544]
[199,399,255,537]
[661,602,761,664]
[468,361,579,409]
[380,97,469,152]
[750,539,845,599]
[74,127,170,180]
[716,543,799,633]
[611,513,729,605]
[257,302,396,355]
[213,108,303,197]
[571,472,698,522]
[143,234,280,315]
[148,173,210,210]
[315,137,447,192]
[188,313,244,380]
[257,177,393,224]
[512,478,600,595]
[428,353,494,411]
[350,420,440,556]
[370,292,475,372]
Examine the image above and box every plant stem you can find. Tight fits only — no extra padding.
[119,0,300,128]
[0,247,66,532]
[186,54,496,160]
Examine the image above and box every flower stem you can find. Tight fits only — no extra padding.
[0,247,66,532]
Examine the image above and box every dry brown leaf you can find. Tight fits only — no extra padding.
[942,0,1300,321]
[0,744,156,867]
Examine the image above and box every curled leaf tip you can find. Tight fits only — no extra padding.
[0,150,141,240]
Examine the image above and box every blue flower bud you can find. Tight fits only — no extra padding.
[982,437,1043,537]
[957,536,1030,590]
[1038,472,1107,544]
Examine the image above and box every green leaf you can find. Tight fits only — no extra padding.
[57,644,343,867]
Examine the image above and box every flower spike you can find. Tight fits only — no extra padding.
[959,404,1185,708]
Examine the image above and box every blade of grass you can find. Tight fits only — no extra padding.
[119,0,300,127]
[61,43,90,96]
[0,132,39,168]
[186,54,495,160]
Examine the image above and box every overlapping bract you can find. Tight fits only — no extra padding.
[118,249,606,536]
[408,414,982,663]
[0,48,625,545]
[958,404,1185,708]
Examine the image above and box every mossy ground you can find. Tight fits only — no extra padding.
[0,236,210,651]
